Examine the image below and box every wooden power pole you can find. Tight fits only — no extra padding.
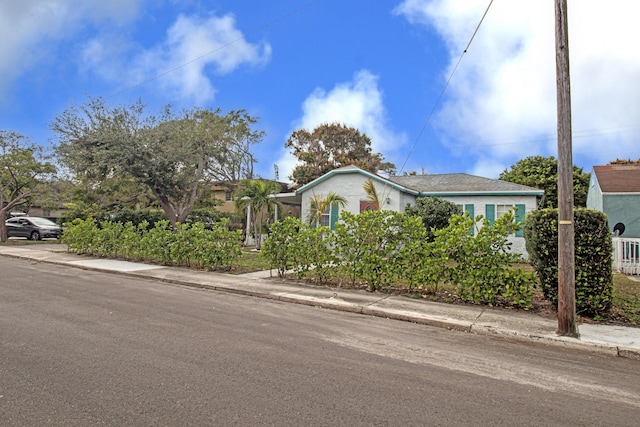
[555,0,578,337]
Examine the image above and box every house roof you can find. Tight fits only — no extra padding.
[295,165,543,197]
[296,165,419,195]
[593,164,640,193]
[388,173,544,196]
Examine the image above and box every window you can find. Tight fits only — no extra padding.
[486,203,526,237]
[360,200,377,212]
[496,204,513,219]
[320,206,331,227]
[225,191,233,202]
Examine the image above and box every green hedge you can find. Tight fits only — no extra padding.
[524,208,614,317]
[261,209,535,308]
[63,218,242,270]
[62,207,238,231]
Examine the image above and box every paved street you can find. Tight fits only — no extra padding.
[1,256,639,426]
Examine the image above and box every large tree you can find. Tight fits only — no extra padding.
[285,123,395,186]
[51,98,263,227]
[499,155,590,208]
[0,131,56,241]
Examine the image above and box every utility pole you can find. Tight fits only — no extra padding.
[555,0,578,337]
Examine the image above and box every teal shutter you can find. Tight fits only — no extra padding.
[330,202,340,230]
[515,204,526,237]
[485,204,495,225]
[464,204,475,235]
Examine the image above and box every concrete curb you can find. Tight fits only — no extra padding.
[2,249,640,360]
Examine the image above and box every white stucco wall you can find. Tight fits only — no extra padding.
[433,194,539,256]
[586,173,604,211]
[298,171,539,257]
[299,173,406,222]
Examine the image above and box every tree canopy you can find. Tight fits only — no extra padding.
[0,131,56,241]
[609,158,640,165]
[51,98,263,227]
[404,196,462,242]
[499,155,590,208]
[285,123,395,186]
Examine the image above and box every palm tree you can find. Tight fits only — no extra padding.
[235,179,282,249]
[363,178,381,210]
[307,192,348,228]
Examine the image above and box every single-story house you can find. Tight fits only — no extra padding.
[295,165,544,255]
[586,164,640,237]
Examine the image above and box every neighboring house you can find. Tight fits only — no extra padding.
[211,181,301,218]
[296,165,543,255]
[210,183,237,214]
[586,164,640,237]
[5,205,68,221]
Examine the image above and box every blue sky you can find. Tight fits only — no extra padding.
[2,0,640,182]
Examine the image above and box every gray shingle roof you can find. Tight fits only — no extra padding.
[388,173,543,194]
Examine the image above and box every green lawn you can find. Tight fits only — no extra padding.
[610,274,640,326]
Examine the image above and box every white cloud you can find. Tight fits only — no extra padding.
[0,0,142,97]
[277,70,407,181]
[82,12,272,105]
[139,13,270,104]
[0,2,270,105]
[395,0,640,176]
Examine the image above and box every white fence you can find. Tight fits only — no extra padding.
[613,237,640,275]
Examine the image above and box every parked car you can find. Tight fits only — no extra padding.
[5,216,62,240]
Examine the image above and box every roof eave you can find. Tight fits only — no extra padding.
[296,168,419,196]
[418,191,544,197]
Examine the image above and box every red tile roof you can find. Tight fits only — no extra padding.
[593,165,640,193]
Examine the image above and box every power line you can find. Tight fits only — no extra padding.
[452,124,640,149]
[397,0,494,175]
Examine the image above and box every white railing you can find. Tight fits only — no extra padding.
[612,237,640,275]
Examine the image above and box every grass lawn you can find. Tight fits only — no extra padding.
[232,249,272,274]
[609,273,640,326]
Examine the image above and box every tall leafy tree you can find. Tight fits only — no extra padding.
[499,155,590,208]
[0,131,56,241]
[51,98,263,227]
[234,179,282,250]
[404,196,462,242]
[285,123,395,186]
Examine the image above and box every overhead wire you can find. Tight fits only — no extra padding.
[368,0,495,215]
[328,2,497,300]
[396,0,494,176]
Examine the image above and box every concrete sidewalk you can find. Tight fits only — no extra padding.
[1,244,639,360]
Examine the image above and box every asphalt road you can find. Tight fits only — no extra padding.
[1,256,639,426]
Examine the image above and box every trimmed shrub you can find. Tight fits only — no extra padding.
[524,208,614,317]
[436,212,535,308]
[63,218,242,271]
[262,209,534,307]
[105,208,166,229]
[261,217,335,282]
